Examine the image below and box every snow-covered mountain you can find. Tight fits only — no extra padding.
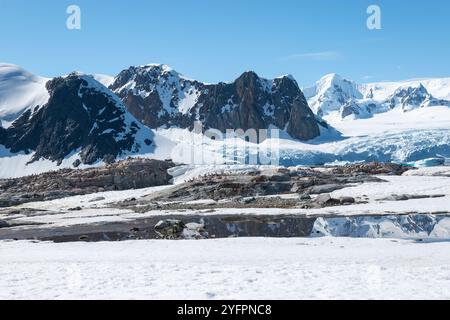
[110,64,203,128]
[1,62,449,178]
[110,64,326,141]
[92,74,115,87]
[360,77,450,101]
[386,84,450,112]
[1,72,155,166]
[304,74,450,120]
[303,73,363,117]
[0,64,49,127]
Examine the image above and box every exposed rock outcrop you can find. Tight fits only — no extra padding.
[143,163,405,204]
[0,158,175,207]
[2,73,154,165]
[329,162,411,176]
[111,65,324,140]
[0,125,6,145]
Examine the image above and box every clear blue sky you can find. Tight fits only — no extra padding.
[1,0,449,86]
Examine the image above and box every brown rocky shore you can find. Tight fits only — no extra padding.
[0,158,175,207]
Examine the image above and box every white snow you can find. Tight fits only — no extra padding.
[1,237,450,300]
[303,73,363,115]
[0,151,101,179]
[177,84,201,115]
[305,73,450,122]
[6,184,172,213]
[92,74,115,87]
[330,175,450,200]
[403,166,450,177]
[361,77,450,101]
[324,106,450,136]
[0,63,49,126]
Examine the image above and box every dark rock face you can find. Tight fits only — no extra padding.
[286,96,321,140]
[144,165,394,204]
[111,65,323,141]
[0,125,6,146]
[154,219,186,238]
[110,65,195,129]
[0,213,317,242]
[2,73,153,165]
[0,158,175,207]
[330,162,411,176]
[341,101,361,118]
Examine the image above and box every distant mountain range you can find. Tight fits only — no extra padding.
[303,73,450,120]
[1,62,450,170]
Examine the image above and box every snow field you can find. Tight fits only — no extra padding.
[1,237,450,300]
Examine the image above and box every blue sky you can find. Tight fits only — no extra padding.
[1,0,449,86]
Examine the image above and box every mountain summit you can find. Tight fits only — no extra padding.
[1,73,154,165]
[303,73,363,117]
[0,63,49,127]
[110,65,324,141]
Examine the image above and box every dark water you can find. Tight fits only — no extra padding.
[0,215,316,243]
[3,213,449,243]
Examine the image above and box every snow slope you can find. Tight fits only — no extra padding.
[0,63,49,127]
[303,73,363,115]
[0,129,176,179]
[1,237,450,300]
[92,74,115,87]
[325,105,450,136]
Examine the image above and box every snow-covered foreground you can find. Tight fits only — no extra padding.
[1,237,450,300]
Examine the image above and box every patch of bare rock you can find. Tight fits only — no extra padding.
[0,158,175,207]
[132,162,411,212]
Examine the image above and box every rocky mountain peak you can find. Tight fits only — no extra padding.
[304,73,363,116]
[234,71,265,95]
[389,83,447,111]
[2,73,153,165]
[320,73,343,84]
[236,70,260,81]
[273,75,301,94]
[392,84,429,98]
[111,65,325,141]
[111,64,187,92]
